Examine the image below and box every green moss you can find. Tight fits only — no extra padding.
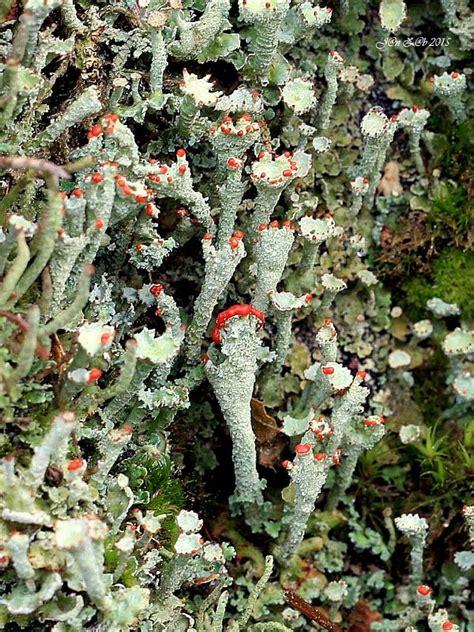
[403,248,474,320]
[428,183,473,236]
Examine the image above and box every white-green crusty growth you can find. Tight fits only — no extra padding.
[395,513,428,537]
[324,580,349,602]
[135,328,182,363]
[398,106,430,132]
[180,69,222,106]
[427,297,461,317]
[176,510,203,534]
[388,349,412,368]
[312,136,332,153]
[428,609,460,632]
[350,176,370,194]
[78,322,115,356]
[379,0,407,32]
[270,290,307,311]
[282,78,316,114]
[9,214,37,237]
[399,424,421,444]
[299,215,336,244]
[453,371,474,400]
[339,65,360,84]
[55,517,107,550]
[321,272,347,293]
[305,361,353,390]
[356,73,375,91]
[251,149,310,188]
[216,86,264,114]
[238,0,289,19]
[361,107,389,138]
[300,2,333,28]
[357,269,379,286]
[432,71,467,97]
[174,533,203,555]
[413,319,433,340]
[442,328,474,356]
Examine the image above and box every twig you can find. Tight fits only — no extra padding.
[284,589,342,632]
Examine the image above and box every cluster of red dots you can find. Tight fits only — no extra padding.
[229,230,244,249]
[86,113,119,140]
[210,113,262,137]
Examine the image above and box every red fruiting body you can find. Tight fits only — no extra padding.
[104,113,119,123]
[265,1,270,7]
[252,90,260,98]
[324,319,332,326]
[282,460,291,469]
[417,585,432,597]
[72,189,84,198]
[229,237,239,249]
[87,369,102,383]
[95,218,105,229]
[176,148,186,158]
[167,176,173,183]
[121,185,133,196]
[223,116,232,123]
[211,324,221,344]
[258,151,266,159]
[357,370,367,379]
[442,623,454,631]
[91,173,103,184]
[451,71,459,79]
[135,195,148,203]
[258,223,267,231]
[67,458,83,471]
[145,204,154,217]
[283,169,292,177]
[122,424,133,434]
[203,233,212,240]
[148,158,157,164]
[150,284,164,296]
[59,191,68,199]
[178,164,187,174]
[295,443,312,455]
[105,126,114,135]
[89,124,103,137]
[100,332,112,344]
[364,419,377,426]
[200,354,210,363]
[136,243,143,251]
[282,220,292,229]
[322,366,334,375]
[213,305,265,343]
[363,177,370,184]
[269,220,279,228]
[160,165,168,174]
[314,453,326,461]
[233,230,244,239]
[227,158,239,168]
[412,105,419,112]
[305,294,314,303]
[221,126,231,134]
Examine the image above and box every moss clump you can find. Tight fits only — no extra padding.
[403,248,474,320]
[428,183,473,237]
